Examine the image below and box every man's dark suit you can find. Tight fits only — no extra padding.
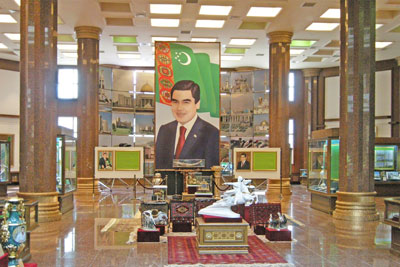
[156,117,219,169]
[237,160,250,170]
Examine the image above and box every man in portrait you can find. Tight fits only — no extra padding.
[156,80,219,169]
[237,153,250,170]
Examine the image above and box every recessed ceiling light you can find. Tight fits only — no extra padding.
[195,20,225,28]
[0,14,17,23]
[14,0,20,6]
[291,40,316,47]
[57,44,78,50]
[199,5,232,16]
[320,8,340,19]
[0,43,7,49]
[376,24,384,29]
[290,49,305,55]
[118,53,141,59]
[151,18,180,27]
[221,55,243,61]
[191,37,217,42]
[376,41,392,49]
[229,38,256,46]
[62,52,77,58]
[150,4,182,14]
[4,33,20,41]
[151,36,178,43]
[247,7,282,17]
[306,22,339,31]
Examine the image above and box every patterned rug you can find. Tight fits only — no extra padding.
[168,235,290,266]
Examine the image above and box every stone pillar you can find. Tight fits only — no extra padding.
[211,166,223,199]
[392,58,400,137]
[75,26,102,193]
[333,0,379,222]
[267,31,293,195]
[302,69,320,184]
[18,0,61,222]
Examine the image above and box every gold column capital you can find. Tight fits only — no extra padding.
[267,31,293,44]
[75,26,102,40]
[302,68,321,77]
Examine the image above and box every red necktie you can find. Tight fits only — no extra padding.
[175,126,186,159]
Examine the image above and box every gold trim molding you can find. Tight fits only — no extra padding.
[75,26,102,40]
[333,191,379,222]
[302,68,321,77]
[267,31,293,44]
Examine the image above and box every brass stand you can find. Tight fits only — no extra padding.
[266,178,292,196]
[211,166,223,199]
[17,192,61,222]
[333,191,379,222]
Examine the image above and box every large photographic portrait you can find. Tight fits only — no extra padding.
[98,151,113,171]
[155,42,220,169]
[236,151,251,171]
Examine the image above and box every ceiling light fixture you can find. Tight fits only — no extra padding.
[229,38,256,46]
[191,37,217,42]
[150,4,182,14]
[320,8,340,19]
[247,7,282,17]
[376,41,392,49]
[306,22,339,31]
[195,20,225,28]
[14,0,20,6]
[4,33,20,41]
[0,14,17,23]
[151,18,180,27]
[221,55,243,61]
[199,5,232,16]
[151,36,178,43]
[118,53,141,59]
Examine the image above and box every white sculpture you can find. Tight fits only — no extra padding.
[141,210,156,231]
[198,176,257,218]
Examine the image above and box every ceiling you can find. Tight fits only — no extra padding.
[1,0,400,69]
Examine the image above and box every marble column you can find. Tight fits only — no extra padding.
[75,26,102,193]
[18,0,61,222]
[333,0,379,222]
[267,31,292,195]
[302,69,320,184]
[392,58,400,137]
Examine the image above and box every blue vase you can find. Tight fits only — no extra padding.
[0,198,26,267]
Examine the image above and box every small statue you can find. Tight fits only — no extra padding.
[152,209,168,225]
[152,173,163,185]
[268,214,279,229]
[278,212,287,229]
[141,210,156,231]
[187,173,198,185]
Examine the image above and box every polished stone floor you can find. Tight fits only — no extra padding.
[23,185,400,267]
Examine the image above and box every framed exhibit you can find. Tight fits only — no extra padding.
[252,151,277,171]
[98,151,113,171]
[235,151,251,171]
[115,151,140,171]
[154,41,220,169]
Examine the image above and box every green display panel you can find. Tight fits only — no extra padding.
[65,151,70,171]
[375,145,396,171]
[330,140,340,181]
[115,151,140,171]
[252,151,277,171]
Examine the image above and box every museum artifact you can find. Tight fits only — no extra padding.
[198,176,257,218]
[151,209,168,226]
[152,173,163,185]
[0,198,27,267]
[141,210,157,231]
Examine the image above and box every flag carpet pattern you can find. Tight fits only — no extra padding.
[168,235,288,265]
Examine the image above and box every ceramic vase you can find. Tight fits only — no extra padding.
[0,198,26,267]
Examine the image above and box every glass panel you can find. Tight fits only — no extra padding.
[58,68,78,99]
[65,136,77,193]
[0,142,10,182]
[308,140,328,193]
[330,139,339,193]
[385,199,400,225]
[56,137,63,193]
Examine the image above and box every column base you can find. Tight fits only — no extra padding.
[77,177,98,194]
[266,178,292,196]
[333,219,378,249]
[17,192,61,222]
[333,191,379,222]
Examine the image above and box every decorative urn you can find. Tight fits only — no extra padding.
[0,198,26,267]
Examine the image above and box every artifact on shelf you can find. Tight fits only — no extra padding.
[151,209,168,225]
[152,173,163,186]
[187,173,199,185]
[197,179,210,192]
[198,176,257,218]
[141,210,157,231]
[268,214,279,229]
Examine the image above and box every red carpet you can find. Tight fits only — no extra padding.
[168,235,287,265]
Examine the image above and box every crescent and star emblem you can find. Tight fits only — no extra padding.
[174,51,191,66]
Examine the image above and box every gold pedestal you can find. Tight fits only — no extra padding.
[211,165,223,199]
[333,191,379,222]
[77,177,98,194]
[266,178,292,195]
[17,192,61,222]
[182,192,195,201]
[196,217,249,254]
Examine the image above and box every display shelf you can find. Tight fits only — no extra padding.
[384,197,400,256]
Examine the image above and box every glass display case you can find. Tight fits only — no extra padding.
[0,140,10,183]
[56,134,77,194]
[383,197,400,255]
[307,138,339,195]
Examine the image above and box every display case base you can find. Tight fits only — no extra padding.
[375,181,400,196]
[265,228,291,241]
[137,228,160,242]
[310,192,337,214]
[254,225,266,235]
[58,192,74,214]
[156,225,166,235]
[196,217,249,254]
[172,222,192,232]
[390,226,400,256]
